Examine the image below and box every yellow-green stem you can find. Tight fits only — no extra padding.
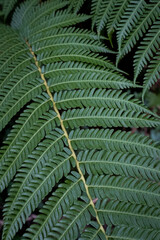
[26,40,108,240]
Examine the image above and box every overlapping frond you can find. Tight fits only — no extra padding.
[117,0,147,52]
[78,150,160,181]
[0,1,160,240]
[67,0,160,95]
[22,173,83,239]
[54,88,156,116]
[92,0,117,35]
[62,107,160,128]
[142,49,160,99]
[97,199,160,239]
[3,148,74,240]
[117,0,160,62]
[106,0,129,34]
[70,128,160,157]
[134,20,160,82]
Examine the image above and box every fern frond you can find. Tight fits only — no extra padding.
[88,174,160,206]
[65,0,160,95]
[48,71,139,91]
[3,149,74,240]
[0,24,19,52]
[54,88,156,116]
[117,0,160,63]
[91,0,117,35]
[78,150,160,182]
[3,129,65,215]
[0,33,27,75]
[62,107,160,128]
[107,0,129,39]
[0,94,52,191]
[108,226,159,240]
[0,81,44,131]
[1,1,160,239]
[31,28,115,54]
[29,26,101,43]
[91,0,102,30]
[27,11,90,38]
[97,199,160,239]
[27,0,69,28]
[70,129,160,157]
[22,173,82,239]
[142,50,160,99]
[0,108,58,193]
[0,67,38,107]
[96,0,117,35]
[11,0,39,30]
[134,20,160,82]
[39,49,117,70]
[117,0,147,52]
[44,200,92,240]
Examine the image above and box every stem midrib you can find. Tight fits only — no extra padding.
[25,40,108,240]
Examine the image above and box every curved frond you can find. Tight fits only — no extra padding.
[62,107,160,128]
[91,0,118,35]
[1,1,160,240]
[88,175,160,206]
[117,0,160,62]
[117,0,147,52]
[22,173,83,240]
[54,88,156,117]
[134,20,160,82]
[11,0,39,30]
[97,199,160,239]
[78,150,160,182]
[0,108,58,193]
[107,0,129,37]
[44,200,92,240]
[143,50,160,99]
[3,128,65,216]
[70,128,160,157]
[3,148,74,240]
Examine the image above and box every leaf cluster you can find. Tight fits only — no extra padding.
[0,1,160,240]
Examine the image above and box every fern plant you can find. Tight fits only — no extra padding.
[69,0,160,98]
[0,0,160,240]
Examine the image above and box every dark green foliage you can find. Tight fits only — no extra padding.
[0,0,18,19]
[0,0,160,240]
[68,0,160,97]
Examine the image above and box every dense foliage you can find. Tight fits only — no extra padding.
[0,0,160,239]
